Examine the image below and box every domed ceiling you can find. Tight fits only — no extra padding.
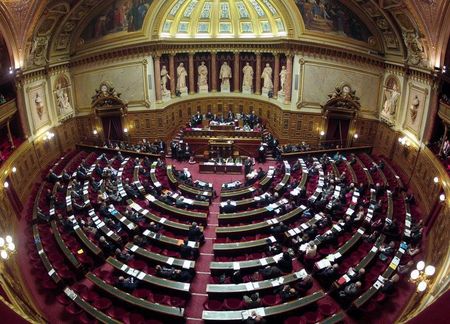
[0,0,449,69]
[159,0,287,39]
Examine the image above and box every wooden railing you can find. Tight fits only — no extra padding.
[0,99,17,125]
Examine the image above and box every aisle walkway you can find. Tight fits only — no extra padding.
[170,160,273,323]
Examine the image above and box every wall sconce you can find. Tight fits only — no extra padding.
[319,130,325,138]
[123,128,129,134]
[353,133,359,139]
[3,181,9,189]
[398,137,410,147]
[43,131,55,141]
[439,193,445,202]
[433,176,439,184]
[443,65,447,74]
[0,235,16,259]
[410,261,435,292]
[93,129,98,135]
[8,67,13,75]
[12,166,17,173]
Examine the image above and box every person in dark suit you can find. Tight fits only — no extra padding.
[279,285,298,302]
[47,169,61,183]
[243,293,261,308]
[278,252,293,273]
[259,265,281,279]
[232,270,243,284]
[188,222,205,243]
[295,275,313,294]
[117,276,139,291]
[222,200,235,213]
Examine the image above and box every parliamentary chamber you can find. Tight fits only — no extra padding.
[0,0,448,323]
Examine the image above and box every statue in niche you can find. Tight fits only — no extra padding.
[55,84,72,115]
[261,63,273,92]
[242,62,254,92]
[410,95,420,122]
[160,65,171,94]
[382,79,400,116]
[279,65,287,93]
[219,62,232,86]
[34,93,44,120]
[197,61,208,92]
[176,62,188,91]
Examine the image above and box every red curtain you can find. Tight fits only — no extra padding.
[5,175,23,218]
[102,117,124,142]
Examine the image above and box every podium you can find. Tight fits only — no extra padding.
[209,139,234,158]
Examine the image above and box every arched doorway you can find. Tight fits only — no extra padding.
[321,85,360,148]
[92,82,128,143]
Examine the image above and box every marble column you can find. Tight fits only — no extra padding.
[169,54,176,97]
[15,78,31,138]
[188,53,195,94]
[211,52,217,92]
[284,54,293,104]
[6,119,14,149]
[273,54,280,99]
[233,52,240,92]
[255,53,262,95]
[154,55,162,102]
[423,85,438,144]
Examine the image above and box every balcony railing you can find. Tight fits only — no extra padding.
[0,99,17,125]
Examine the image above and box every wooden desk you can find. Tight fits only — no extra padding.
[77,143,160,159]
[202,291,325,321]
[128,200,197,234]
[199,162,243,174]
[125,242,196,269]
[207,269,308,294]
[274,161,291,192]
[215,205,307,237]
[145,194,208,223]
[50,220,81,269]
[218,198,288,224]
[86,273,185,318]
[106,257,191,293]
[64,288,120,324]
[319,312,346,324]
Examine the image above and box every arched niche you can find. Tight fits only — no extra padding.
[92,82,128,142]
[321,84,361,148]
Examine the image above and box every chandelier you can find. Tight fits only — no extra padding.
[410,261,436,292]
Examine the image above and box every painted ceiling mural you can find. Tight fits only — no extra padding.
[80,0,154,43]
[294,0,373,44]
[0,0,449,69]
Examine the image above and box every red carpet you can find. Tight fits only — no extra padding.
[170,159,275,323]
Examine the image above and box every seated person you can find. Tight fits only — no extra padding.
[278,285,298,302]
[243,293,262,308]
[338,281,362,300]
[155,265,175,279]
[117,276,139,291]
[380,273,400,294]
[99,236,115,253]
[133,235,147,247]
[188,222,205,243]
[295,274,313,294]
[231,270,243,284]
[244,311,266,324]
[172,268,194,282]
[222,200,236,213]
[259,265,282,280]
[115,248,133,263]
[278,252,293,273]
[47,169,61,183]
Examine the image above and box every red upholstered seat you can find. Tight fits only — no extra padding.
[126,312,145,324]
[93,297,112,311]
[225,298,243,310]
[262,294,281,306]
[65,303,82,315]
[169,296,186,307]
[153,293,168,304]
[56,293,72,306]
[72,283,88,294]
[132,288,149,299]
[106,307,128,321]
[318,303,337,317]
[80,290,98,303]
[203,299,223,311]
[284,316,306,324]
[78,312,97,324]
[304,311,322,324]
